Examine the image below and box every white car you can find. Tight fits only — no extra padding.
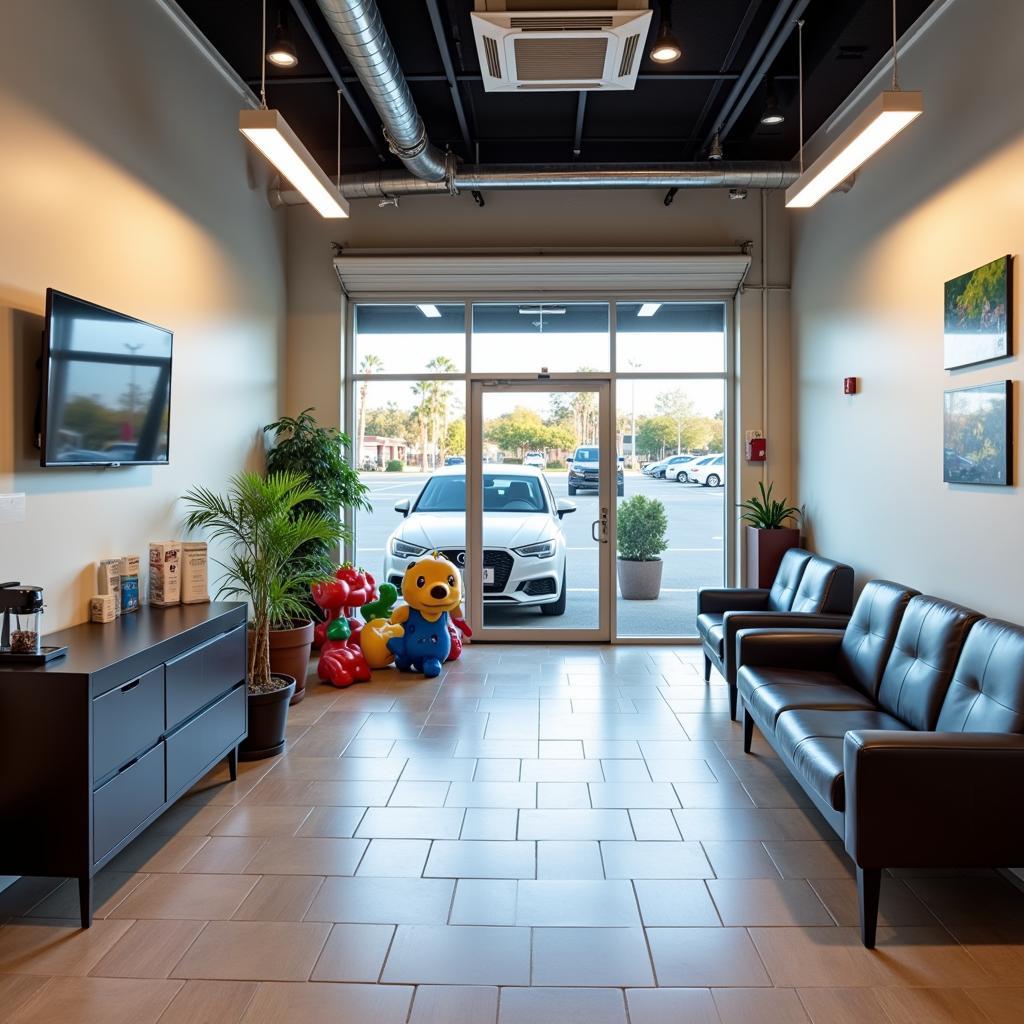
[689,454,725,487]
[523,452,546,469]
[384,466,575,615]
[668,454,717,482]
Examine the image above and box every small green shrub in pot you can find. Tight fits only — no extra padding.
[616,494,669,600]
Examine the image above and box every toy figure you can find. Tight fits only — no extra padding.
[312,564,377,648]
[361,582,399,622]
[317,616,371,688]
[386,553,470,678]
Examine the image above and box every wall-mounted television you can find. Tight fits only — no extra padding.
[40,290,172,467]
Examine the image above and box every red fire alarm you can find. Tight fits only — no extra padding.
[843,377,858,395]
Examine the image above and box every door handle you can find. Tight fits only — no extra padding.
[591,519,600,542]
[592,508,609,544]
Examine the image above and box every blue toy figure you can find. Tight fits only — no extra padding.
[386,553,465,678]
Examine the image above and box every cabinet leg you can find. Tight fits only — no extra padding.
[227,745,238,782]
[78,875,93,929]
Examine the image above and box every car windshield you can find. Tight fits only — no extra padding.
[574,448,598,461]
[414,474,549,514]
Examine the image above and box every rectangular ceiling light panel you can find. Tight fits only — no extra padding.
[239,108,349,219]
[786,91,923,209]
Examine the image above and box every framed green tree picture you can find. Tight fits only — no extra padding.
[944,255,1012,369]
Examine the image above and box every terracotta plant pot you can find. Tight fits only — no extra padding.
[617,558,664,600]
[249,620,314,705]
[239,673,296,762]
[745,526,801,588]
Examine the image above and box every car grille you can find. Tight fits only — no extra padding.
[436,549,514,593]
[520,577,557,596]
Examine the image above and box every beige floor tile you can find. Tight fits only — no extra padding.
[808,877,936,928]
[589,782,680,809]
[179,837,268,874]
[356,839,432,876]
[449,880,517,925]
[25,872,148,921]
[408,985,498,1024]
[520,759,602,782]
[210,804,314,837]
[0,975,51,1019]
[950,922,1024,985]
[310,922,395,982]
[239,981,413,1024]
[518,809,633,840]
[600,841,713,879]
[515,880,639,927]
[270,756,406,780]
[171,920,331,981]
[0,918,132,975]
[445,782,536,808]
[88,919,205,978]
[305,876,454,924]
[762,840,853,879]
[866,926,1000,988]
[707,878,834,926]
[535,841,604,880]
[107,834,210,873]
[498,986,627,1024]
[795,987,891,1024]
[7,976,181,1024]
[295,806,367,838]
[356,807,465,839]
[629,809,682,840]
[470,759,522,782]
[599,760,652,782]
[461,808,519,839]
[713,988,809,1024]
[401,758,477,782]
[536,782,591,809]
[243,837,368,875]
[700,841,782,879]
[673,783,755,808]
[389,781,451,807]
[382,924,531,985]
[425,841,536,879]
[634,881,721,926]
[873,987,993,1023]
[232,875,325,921]
[904,876,1024,927]
[108,873,257,920]
[964,987,1024,1024]
[146,803,231,836]
[625,987,721,1024]
[647,927,771,987]
[237,778,319,805]
[674,809,826,842]
[644,761,719,784]
[531,927,654,986]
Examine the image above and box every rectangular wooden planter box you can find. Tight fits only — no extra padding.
[745,525,801,588]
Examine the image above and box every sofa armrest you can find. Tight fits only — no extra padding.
[723,612,850,684]
[697,588,770,615]
[735,628,845,673]
[844,730,1024,868]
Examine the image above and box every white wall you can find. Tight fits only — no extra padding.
[0,0,286,631]
[792,0,1024,621]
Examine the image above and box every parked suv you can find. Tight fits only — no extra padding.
[568,446,624,497]
[523,452,546,469]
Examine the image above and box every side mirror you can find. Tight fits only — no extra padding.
[394,498,411,517]
[556,499,576,518]
[566,457,573,464]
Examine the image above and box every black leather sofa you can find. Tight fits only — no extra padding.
[697,548,855,719]
[736,580,1024,947]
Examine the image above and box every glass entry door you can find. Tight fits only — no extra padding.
[467,380,613,641]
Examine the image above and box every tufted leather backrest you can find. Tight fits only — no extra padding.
[767,549,813,611]
[837,580,919,697]
[876,595,981,730]
[789,556,855,614]
[936,619,1024,734]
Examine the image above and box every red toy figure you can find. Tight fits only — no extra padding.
[312,563,378,649]
[446,616,473,662]
[317,617,371,688]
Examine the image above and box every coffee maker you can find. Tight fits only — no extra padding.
[0,582,66,663]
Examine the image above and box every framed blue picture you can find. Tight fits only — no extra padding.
[943,381,1012,486]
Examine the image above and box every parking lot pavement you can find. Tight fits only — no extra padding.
[353,470,724,637]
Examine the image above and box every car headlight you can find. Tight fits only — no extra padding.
[391,538,428,558]
[514,540,556,558]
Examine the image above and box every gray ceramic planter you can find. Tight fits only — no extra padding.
[617,558,664,600]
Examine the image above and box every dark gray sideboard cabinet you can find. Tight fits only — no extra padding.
[0,602,247,927]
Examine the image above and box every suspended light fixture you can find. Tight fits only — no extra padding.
[708,129,723,161]
[649,0,682,64]
[786,2,922,209]
[759,77,785,126]
[638,303,662,317]
[239,2,348,218]
[266,6,298,69]
[417,304,442,318]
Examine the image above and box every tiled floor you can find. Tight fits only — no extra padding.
[2,644,1024,1022]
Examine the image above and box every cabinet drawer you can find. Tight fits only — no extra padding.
[166,684,246,799]
[93,666,165,782]
[165,625,245,727]
[93,742,165,863]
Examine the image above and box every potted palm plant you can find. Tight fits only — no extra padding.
[739,481,802,588]
[183,471,342,760]
[616,494,669,600]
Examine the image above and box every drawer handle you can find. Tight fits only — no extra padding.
[118,757,139,774]
[120,679,141,693]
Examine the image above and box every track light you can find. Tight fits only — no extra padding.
[649,0,682,64]
[760,77,785,126]
[266,7,298,69]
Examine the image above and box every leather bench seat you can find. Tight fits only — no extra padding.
[739,668,876,727]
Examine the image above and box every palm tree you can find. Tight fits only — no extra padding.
[410,380,432,470]
[426,356,457,465]
[357,355,383,467]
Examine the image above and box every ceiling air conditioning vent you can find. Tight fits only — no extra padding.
[472,2,652,92]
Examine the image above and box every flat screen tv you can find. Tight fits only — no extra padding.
[41,290,172,466]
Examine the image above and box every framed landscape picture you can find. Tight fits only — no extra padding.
[944,255,1012,369]
[943,381,1012,486]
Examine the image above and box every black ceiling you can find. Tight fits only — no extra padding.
[178,0,932,175]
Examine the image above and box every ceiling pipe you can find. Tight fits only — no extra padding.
[312,0,448,182]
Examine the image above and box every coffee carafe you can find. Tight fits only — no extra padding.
[0,582,44,656]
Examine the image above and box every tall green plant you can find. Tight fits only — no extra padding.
[182,471,343,689]
[617,495,669,562]
[738,481,800,529]
[264,408,371,577]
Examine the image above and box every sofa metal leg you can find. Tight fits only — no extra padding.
[856,866,881,949]
[742,705,754,753]
[703,654,712,683]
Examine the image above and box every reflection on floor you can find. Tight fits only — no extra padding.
[1,645,1023,1023]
